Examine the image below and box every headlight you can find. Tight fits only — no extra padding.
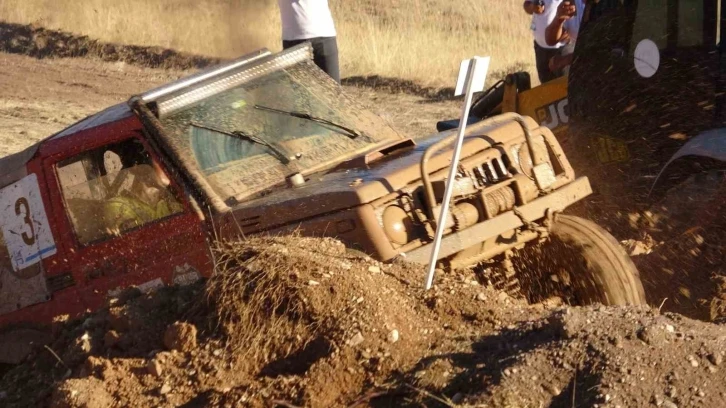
[382,205,414,245]
[511,135,550,177]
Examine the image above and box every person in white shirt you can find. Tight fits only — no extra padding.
[278,0,340,83]
[523,0,565,83]
[545,0,587,74]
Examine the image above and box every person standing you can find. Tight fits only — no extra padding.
[524,0,565,84]
[278,0,341,84]
[545,0,586,74]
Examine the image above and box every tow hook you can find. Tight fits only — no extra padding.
[513,206,557,243]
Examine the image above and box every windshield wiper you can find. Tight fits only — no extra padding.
[190,122,292,164]
[254,104,364,139]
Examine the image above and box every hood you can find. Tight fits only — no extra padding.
[231,116,532,231]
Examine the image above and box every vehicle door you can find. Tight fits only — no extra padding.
[43,131,212,311]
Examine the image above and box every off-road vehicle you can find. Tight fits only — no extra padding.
[0,43,645,362]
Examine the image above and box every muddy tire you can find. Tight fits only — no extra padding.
[515,215,646,306]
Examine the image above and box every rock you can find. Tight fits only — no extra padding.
[666,386,677,399]
[476,292,486,301]
[497,292,508,302]
[159,383,172,395]
[368,265,381,274]
[662,401,678,408]
[308,280,320,286]
[147,359,163,377]
[543,383,561,396]
[686,355,699,368]
[387,329,400,343]
[103,330,121,348]
[637,326,665,346]
[348,332,365,347]
[665,324,675,333]
[708,353,723,366]
[213,349,222,357]
[163,322,197,352]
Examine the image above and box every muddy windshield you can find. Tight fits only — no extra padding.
[155,59,401,202]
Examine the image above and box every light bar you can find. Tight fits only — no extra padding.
[156,45,314,117]
[141,48,272,103]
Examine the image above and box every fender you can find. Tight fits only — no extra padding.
[649,128,726,195]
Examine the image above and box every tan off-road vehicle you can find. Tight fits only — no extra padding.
[0,44,645,357]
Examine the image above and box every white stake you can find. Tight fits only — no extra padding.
[424,56,490,290]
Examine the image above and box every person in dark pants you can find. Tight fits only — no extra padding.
[278,0,340,84]
[524,0,565,83]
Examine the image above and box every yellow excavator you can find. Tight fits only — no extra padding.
[438,0,724,203]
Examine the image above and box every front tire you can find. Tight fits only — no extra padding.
[515,214,646,306]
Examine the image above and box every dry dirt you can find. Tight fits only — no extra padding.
[1,24,726,408]
[2,236,725,408]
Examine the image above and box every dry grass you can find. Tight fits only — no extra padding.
[205,238,316,365]
[0,0,534,87]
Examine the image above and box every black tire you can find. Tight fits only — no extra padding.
[514,215,646,306]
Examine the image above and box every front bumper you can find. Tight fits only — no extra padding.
[402,176,592,264]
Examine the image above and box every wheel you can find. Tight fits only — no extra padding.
[514,214,646,306]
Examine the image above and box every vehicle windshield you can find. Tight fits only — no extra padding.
[156,60,401,202]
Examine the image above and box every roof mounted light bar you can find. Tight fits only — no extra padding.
[140,48,272,103]
[148,43,314,117]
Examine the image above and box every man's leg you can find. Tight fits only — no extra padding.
[534,41,556,84]
[310,37,341,84]
[282,37,341,84]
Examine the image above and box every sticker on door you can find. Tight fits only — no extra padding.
[0,173,57,272]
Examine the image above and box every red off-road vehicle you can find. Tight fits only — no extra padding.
[0,44,645,363]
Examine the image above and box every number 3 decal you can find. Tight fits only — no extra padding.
[1,173,57,272]
[14,197,36,246]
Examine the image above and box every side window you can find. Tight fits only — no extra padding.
[56,138,183,245]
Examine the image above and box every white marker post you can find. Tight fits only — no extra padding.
[424,56,489,290]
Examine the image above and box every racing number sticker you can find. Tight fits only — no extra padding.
[0,174,57,271]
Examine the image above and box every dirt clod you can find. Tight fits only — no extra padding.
[159,383,172,395]
[147,359,163,377]
[163,322,197,352]
[50,378,113,408]
[103,331,121,349]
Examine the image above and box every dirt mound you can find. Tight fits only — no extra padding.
[1,236,725,407]
[0,22,221,70]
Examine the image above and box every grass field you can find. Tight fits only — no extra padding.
[0,0,535,87]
